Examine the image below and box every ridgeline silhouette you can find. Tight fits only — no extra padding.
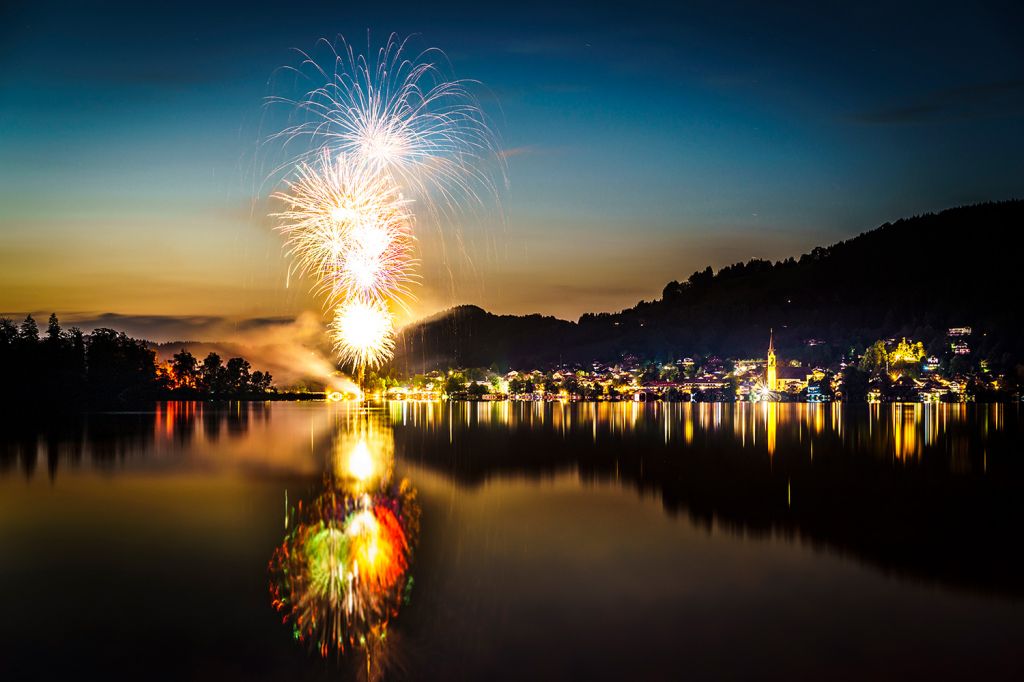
[389,201,1023,373]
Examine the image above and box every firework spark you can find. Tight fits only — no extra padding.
[269,33,503,376]
[273,150,417,311]
[269,33,504,217]
[329,299,396,372]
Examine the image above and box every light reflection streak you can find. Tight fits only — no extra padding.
[269,408,419,678]
[377,401,1006,472]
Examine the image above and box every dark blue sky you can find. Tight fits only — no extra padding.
[1,1,1022,326]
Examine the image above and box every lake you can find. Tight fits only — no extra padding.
[1,401,1022,680]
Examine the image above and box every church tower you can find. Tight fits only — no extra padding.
[767,329,777,392]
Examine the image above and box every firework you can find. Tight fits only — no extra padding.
[329,299,396,371]
[268,33,503,377]
[273,150,417,310]
[269,33,504,216]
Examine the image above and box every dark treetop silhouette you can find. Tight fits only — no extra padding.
[0,314,275,409]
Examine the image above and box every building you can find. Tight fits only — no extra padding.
[767,330,777,392]
[775,366,808,394]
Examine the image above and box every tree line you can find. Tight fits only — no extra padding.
[0,314,276,409]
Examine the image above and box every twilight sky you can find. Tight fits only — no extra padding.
[1,1,1022,338]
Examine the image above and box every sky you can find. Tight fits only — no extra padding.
[1,0,1022,339]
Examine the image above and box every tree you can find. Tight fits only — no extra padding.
[466,382,487,400]
[171,350,198,389]
[85,328,158,401]
[443,372,465,396]
[250,371,273,393]
[841,366,869,402]
[46,313,61,344]
[859,341,888,375]
[225,357,252,394]
[200,353,225,394]
[0,318,17,347]
[19,314,39,343]
[68,327,86,377]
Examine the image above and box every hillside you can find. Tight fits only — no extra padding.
[389,201,1023,373]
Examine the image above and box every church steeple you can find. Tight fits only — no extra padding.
[767,329,777,392]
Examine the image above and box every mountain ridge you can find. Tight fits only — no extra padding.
[390,200,1023,373]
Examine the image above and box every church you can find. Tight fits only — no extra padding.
[765,330,809,395]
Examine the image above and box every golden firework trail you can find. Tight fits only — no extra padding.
[273,150,418,311]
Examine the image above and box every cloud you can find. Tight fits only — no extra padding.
[851,80,1024,125]
[50,313,291,343]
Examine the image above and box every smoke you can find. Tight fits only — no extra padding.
[154,311,358,393]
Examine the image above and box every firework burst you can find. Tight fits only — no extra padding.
[269,32,504,217]
[329,299,396,372]
[268,33,502,376]
[273,150,418,311]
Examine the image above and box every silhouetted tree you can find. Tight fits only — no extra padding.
[0,318,17,347]
[46,313,61,344]
[86,328,158,402]
[841,366,870,402]
[19,314,39,344]
[171,350,198,389]
[250,370,273,393]
[200,353,225,394]
[224,357,251,393]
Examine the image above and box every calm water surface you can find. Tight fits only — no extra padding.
[1,401,1022,680]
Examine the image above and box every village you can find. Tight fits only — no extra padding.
[377,327,1010,403]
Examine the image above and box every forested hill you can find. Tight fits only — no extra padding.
[389,201,1023,373]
